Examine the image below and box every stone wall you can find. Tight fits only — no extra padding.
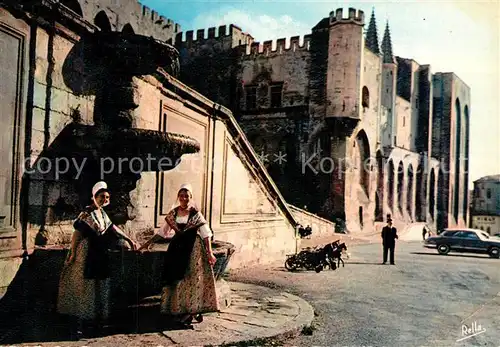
[77,0,180,41]
[432,72,470,228]
[26,18,97,248]
[325,11,364,118]
[174,25,242,109]
[239,36,311,110]
[289,204,336,238]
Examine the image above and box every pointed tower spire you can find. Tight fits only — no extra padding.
[381,21,395,63]
[365,8,380,54]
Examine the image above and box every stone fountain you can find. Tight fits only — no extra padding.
[38,31,235,313]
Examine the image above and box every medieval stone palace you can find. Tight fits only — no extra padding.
[0,0,469,295]
[175,8,471,233]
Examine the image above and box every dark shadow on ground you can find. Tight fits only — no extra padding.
[411,252,496,260]
[0,248,181,345]
[344,261,386,265]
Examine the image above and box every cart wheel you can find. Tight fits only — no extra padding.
[285,257,298,271]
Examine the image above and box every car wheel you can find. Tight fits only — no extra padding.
[437,244,450,255]
[488,247,500,258]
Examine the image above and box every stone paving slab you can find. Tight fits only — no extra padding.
[162,282,314,346]
[11,281,314,347]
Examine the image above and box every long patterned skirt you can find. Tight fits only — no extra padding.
[57,238,111,321]
[160,235,219,315]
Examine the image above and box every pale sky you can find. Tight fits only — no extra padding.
[142,0,500,186]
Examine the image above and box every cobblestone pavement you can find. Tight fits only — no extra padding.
[228,241,500,346]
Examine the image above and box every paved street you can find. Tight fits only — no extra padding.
[229,240,500,346]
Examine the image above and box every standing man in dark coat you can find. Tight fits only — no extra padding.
[381,218,398,265]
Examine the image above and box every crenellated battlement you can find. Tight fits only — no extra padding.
[175,24,253,44]
[329,7,365,26]
[237,34,312,57]
[138,2,181,33]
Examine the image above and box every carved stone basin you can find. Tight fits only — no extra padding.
[88,31,180,77]
[43,123,200,170]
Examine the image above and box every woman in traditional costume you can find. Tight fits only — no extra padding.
[139,183,219,327]
[57,181,137,336]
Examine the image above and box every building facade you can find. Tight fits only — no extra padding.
[175,8,471,233]
[470,175,500,235]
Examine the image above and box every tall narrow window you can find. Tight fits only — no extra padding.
[362,86,370,109]
[270,83,283,108]
[245,86,257,110]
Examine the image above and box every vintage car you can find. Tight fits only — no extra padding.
[424,228,500,258]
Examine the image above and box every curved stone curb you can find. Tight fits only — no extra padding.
[215,289,315,347]
[161,281,315,347]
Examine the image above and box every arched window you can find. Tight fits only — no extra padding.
[94,11,112,32]
[453,98,461,222]
[463,105,469,222]
[407,164,414,218]
[397,161,404,213]
[355,130,370,194]
[387,160,395,212]
[429,169,435,219]
[375,151,384,221]
[415,164,425,221]
[362,86,370,109]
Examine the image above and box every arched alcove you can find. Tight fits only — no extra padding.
[429,169,435,219]
[94,11,112,32]
[387,159,395,212]
[397,161,404,213]
[407,164,414,218]
[355,130,370,195]
[60,0,83,16]
[416,164,425,221]
[122,23,135,34]
[436,168,447,230]
[362,86,370,109]
[463,105,470,223]
[453,98,461,222]
[375,192,382,222]
[375,150,384,221]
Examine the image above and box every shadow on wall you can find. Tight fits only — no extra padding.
[20,34,110,239]
[61,34,108,96]
[21,32,189,243]
[19,122,145,240]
